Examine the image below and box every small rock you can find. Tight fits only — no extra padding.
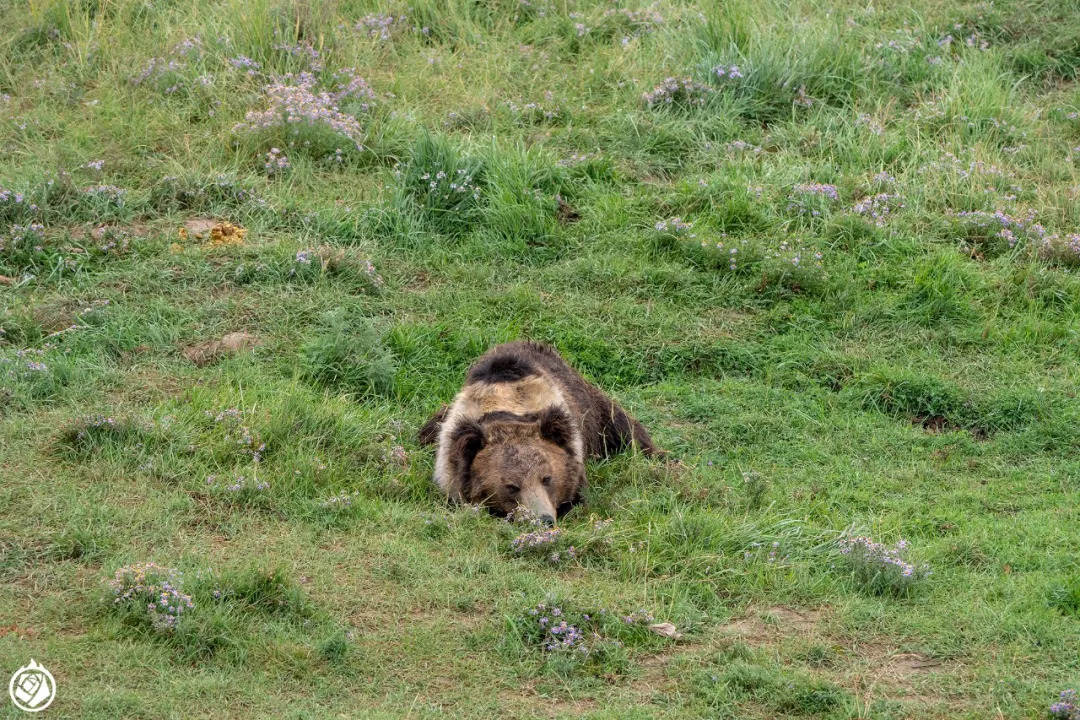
[649,622,682,640]
[183,332,260,367]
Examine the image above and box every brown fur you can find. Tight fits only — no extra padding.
[422,341,664,521]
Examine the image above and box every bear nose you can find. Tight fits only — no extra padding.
[540,514,556,527]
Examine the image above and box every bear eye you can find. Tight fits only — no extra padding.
[541,476,552,487]
[505,484,520,494]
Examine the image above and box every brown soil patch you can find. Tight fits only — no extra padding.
[502,682,600,719]
[853,648,950,689]
[179,218,217,239]
[845,650,955,713]
[718,605,829,645]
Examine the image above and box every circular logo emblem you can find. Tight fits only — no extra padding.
[8,659,56,713]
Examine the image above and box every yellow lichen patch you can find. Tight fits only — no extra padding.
[208,222,247,247]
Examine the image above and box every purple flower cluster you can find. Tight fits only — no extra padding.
[853,193,905,226]
[1051,689,1080,719]
[90,228,131,257]
[227,55,261,76]
[109,563,194,631]
[71,413,118,440]
[526,603,595,655]
[792,183,839,200]
[2,223,46,255]
[355,14,409,42]
[725,140,762,154]
[856,113,885,136]
[382,444,408,467]
[839,536,931,591]
[504,98,560,123]
[700,236,739,270]
[172,35,204,59]
[264,147,290,175]
[787,183,839,218]
[83,185,127,205]
[273,40,322,71]
[210,407,266,463]
[712,64,744,80]
[319,490,360,509]
[511,527,562,552]
[235,72,371,151]
[331,68,378,110]
[1039,233,1080,267]
[622,609,654,624]
[953,209,1043,248]
[655,217,694,235]
[642,77,713,108]
[0,186,38,216]
[764,238,824,269]
[86,159,105,171]
[132,57,186,89]
[1,348,53,381]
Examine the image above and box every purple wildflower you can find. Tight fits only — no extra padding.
[839,535,930,592]
[109,563,194,631]
[642,77,712,108]
[1051,689,1080,719]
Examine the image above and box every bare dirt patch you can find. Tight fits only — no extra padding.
[501,682,600,719]
[179,218,217,239]
[718,605,829,645]
[872,652,946,680]
[843,650,956,713]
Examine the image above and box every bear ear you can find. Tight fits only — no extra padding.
[538,406,574,450]
[450,420,486,464]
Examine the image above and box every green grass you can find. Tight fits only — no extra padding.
[2,0,1080,717]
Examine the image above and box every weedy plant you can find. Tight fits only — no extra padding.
[508,596,673,678]
[109,562,195,632]
[393,133,485,237]
[838,535,931,596]
[299,309,397,398]
[1051,690,1080,720]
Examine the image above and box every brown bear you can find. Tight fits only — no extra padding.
[418,341,664,524]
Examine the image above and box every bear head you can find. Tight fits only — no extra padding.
[449,406,584,524]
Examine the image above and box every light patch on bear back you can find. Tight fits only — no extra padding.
[460,375,557,415]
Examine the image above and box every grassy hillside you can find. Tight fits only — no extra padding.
[2,0,1080,717]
